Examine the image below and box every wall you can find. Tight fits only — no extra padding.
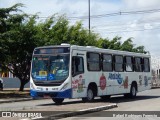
[2,78,30,89]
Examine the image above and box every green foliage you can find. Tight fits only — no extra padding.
[35,17,98,46]
[0,4,37,91]
[96,36,147,53]
[0,4,148,91]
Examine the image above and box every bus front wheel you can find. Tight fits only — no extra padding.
[52,98,64,104]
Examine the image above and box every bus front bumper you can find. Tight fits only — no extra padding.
[30,89,72,99]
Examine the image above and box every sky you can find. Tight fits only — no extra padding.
[1,0,160,68]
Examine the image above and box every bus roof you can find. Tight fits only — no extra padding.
[70,45,150,58]
[34,45,150,58]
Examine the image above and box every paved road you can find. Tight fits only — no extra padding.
[0,88,160,120]
[0,97,113,119]
[0,98,113,111]
[61,88,160,120]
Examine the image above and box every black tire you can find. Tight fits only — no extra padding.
[52,98,64,105]
[100,95,111,101]
[0,83,3,91]
[0,86,3,91]
[82,88,94,102]
[129,83,137,98]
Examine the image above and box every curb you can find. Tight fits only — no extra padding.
[37,103,117,120]
[0,98,33,104]
[0,97,46,104]
[151,87,160,89]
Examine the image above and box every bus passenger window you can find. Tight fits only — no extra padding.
[102,54,112,71]
[126,65,132,71]
[87,52,100,71]
[134,57,143,72]
[72,57,84,76]
[125,56,133,72]
[144,58,150,72]
[114,55,123,72]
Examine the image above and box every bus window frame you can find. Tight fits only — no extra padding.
[124,56,134,72]
[87,52,101,71]
[114,55,124,72]
[101,53,113,72]
[134,57,143,72]
[72,56,84,77]
[143,58,150,72]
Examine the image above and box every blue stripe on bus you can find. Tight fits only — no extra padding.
[30,89,72,99]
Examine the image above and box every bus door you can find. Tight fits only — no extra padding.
[71,50,86,98]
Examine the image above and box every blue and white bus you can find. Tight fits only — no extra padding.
[30,44,151,104]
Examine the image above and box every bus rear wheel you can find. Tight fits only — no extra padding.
[52,98,64,104]
[130,83,137,98]
[124,83,137,98]
[82,88,94,102]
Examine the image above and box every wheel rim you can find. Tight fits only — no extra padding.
[87,89,93,100]
[132,86,136,96]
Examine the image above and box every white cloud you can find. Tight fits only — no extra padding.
[0,0,20,8]
[1,0,160,56]
[144,23,153,29]
[122,0,160,9]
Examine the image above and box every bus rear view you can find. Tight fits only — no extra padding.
[30,45,71,104]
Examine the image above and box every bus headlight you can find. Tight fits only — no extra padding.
[61,83,68,91]
[30,83,35,90]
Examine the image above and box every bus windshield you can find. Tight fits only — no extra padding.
[31,54,70,82]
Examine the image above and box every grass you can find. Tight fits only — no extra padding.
[0,90,30,98]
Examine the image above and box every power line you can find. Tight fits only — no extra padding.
[92,20,160,29]
[67,8,160,20]
[37,8,160,20]
[95,27,160,34]
[87,17,160,28]
[30,8,160,34]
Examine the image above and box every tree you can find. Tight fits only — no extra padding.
[0,4,99,91]
[0,4,148,91]
[0,4,39,91]
[120,38,135,52]
[36,17,98,46]
[96,36,147,54]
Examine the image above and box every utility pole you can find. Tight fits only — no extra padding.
[88,0,91,35]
